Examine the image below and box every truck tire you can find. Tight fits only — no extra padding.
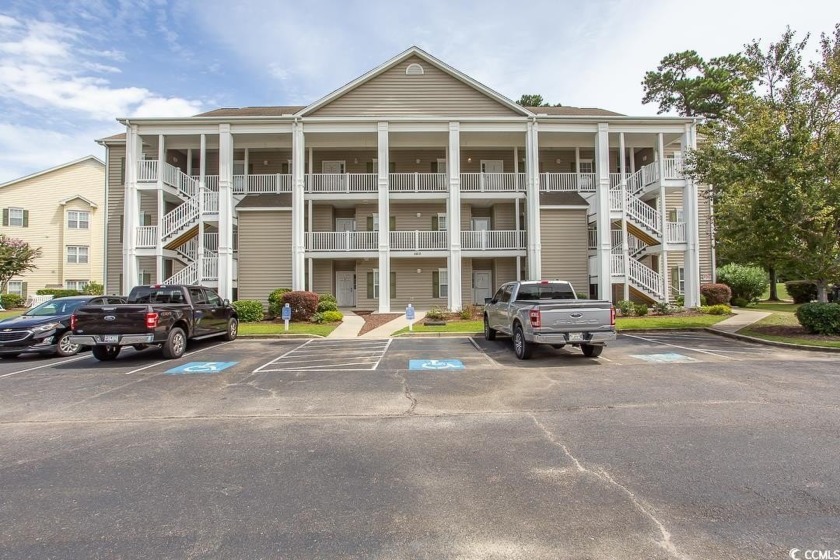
[162,327,187,359]
[484,315,496,341]
[581,344,603,358]
[223,318,238,341]
[92,345,121,361]
[513,324,532,360]
[55,331,82,357]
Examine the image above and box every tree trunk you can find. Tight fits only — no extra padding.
[817,283,829,303]
[768,266,779,301]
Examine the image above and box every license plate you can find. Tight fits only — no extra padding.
[568,333,583,342]
[103,335,118,343]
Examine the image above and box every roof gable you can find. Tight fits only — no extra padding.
[59,195,99,208]
[0,156,104,190]
[301,47,530,118]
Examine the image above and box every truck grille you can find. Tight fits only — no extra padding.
[0,331,30,343]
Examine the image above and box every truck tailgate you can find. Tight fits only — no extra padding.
[73,305,151,335]
[535,301,613,330]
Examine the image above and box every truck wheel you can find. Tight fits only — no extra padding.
[55,331,82,357]
[581,344,603,358]
[513,324,532,360]
[223,318,238,341]
[92,345,121,361]
[162,327,187,359]
[484,316,496,341]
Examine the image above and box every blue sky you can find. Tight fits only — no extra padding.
[0,0,837,182]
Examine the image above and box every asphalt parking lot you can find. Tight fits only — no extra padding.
[1,332,838,559]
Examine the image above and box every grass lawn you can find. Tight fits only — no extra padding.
[392,319,483,335]
[739,312,840,349]
[616,314,729,330]
[752,301,800,313]
[239,321,338,337]
[0,309,23,320]
[760,282,790,302]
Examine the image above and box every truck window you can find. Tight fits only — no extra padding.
[491,287,505,303]
[205,290,222,307]
[130,287,186,304]
[189,288,206,304]
[515,283,576,301]
[499,285,513,303]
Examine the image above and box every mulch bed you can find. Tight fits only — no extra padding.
[353,311,403,335]
[745,325,840,342]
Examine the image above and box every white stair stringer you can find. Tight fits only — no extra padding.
[627,258,663,300]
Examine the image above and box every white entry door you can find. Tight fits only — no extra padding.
[480,160,503,173]
[480,160,504,191]
[473,271,493,304]
[336,271,355,307]
[472,217,491,249]
[335,218,355,250]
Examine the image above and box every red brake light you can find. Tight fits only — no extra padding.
[145,312,159,329]
[540,280,549,284]
[529,309,541,328]
[610,306,616,326]
[70,314,77,331]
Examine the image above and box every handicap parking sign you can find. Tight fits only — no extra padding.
[409,359,465,370]
[166,361,238,374]
[281,303,292,321]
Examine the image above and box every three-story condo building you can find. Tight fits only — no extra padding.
[99,47,712,312]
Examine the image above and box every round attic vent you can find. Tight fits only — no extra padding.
[405,63,424,75]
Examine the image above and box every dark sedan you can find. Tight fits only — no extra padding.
[0,296,126,358]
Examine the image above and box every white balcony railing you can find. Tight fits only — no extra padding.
[138,160,158,182]
[191,175,220,191]
[628,258,662,296]
[460,230,526,250]
[203,190,219,213]
[460,173,525,192]
[611,254,625,276]
[166,262,197,286]
[390,230,448,251]
[231,174,292,194]
[389,173,447,192]
[204,232,219,251]
[162,199,198,239]
[307,231,378,252]
[664,158,684,179]
[135,226,158,248]
[666,222,687,243]
[540,173,596,192]
[588,228,596,249]
[203,254,219,280]
[306,173,377,193]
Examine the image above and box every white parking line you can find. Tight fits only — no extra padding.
[0,354,93,379]
[123,340,239,375]
[252,341,312,373]
[621,333,739,360]
[253,339,392,372]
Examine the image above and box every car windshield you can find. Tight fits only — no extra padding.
[515,284,576,301]
[24,299,87,316]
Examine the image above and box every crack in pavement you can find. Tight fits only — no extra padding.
[529,413,693,560]
[395,371,417,415]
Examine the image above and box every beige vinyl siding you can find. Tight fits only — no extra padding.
[311,151,377,174]
[539,209,589,292]
[311,56,521,117]
[238,210,293,306]
[665,184,714,282]
[354,258,449,310]
[354,259,377,310]
[312,205,334,231]
[313,260,333,295]
[461,258,473,307]
[390,203,447,231]
[494,257,518,285]
[388,150,447,172]
[106,146,126,294]
[136,257,156,283]
[491,204,516,230]
[355,204,378,230]
[460,150,517,173]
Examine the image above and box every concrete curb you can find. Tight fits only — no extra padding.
[238,334,325,339]
[393,331,483,338]
[704,328,840,353]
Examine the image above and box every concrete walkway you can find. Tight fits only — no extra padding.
[707,308,771,333]
[359,311,427,339]
[325,308,365,339]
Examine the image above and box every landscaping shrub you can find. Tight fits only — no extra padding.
[280,291,319,321]
[634,303,649,316]
[652,301,674,315]
[267,288,291,317]
[700,294,708,306]
[36,288,80,298]
[426,306,447,320]
[460,304,480,320]
[731,297,750,308]
[317,300,338,313]
[82,281,104,295]
[617,300,635,316]
[699,304,731,315]
[232,300,264,323]
[318,293,337,304]
[796,302,840,335]
[0,294,23,309]
[675,295,685,307]
[785,280,818,304]
[700,283,731,305]
[717,263,768,304]
[311,310,344,324]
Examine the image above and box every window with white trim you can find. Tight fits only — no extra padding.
[65,280,88,291]
[9,208,24,227]
[671,267,685,295]
[67,245,89,264]
[7,281,23,296]
[437,213,448,231]
[67,210,90,229]
[439,268,449,298]
[372,268,380,298]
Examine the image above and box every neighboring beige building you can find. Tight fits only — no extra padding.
[99,47,711,310]
[0,156,106,299]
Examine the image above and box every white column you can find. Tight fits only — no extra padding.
[377,122,391,312]
[292,121,306,290]
[122,125,140,294]
[156,135,165,283]
[657,132,669,302]
[683,123,701,307]
[447,122,462,311]
[307,199,313,291]
[218,125,234,300]
[244,148,249,192]
[619,132,630,301]
[186,148,193,176]
[515,196,521,281]
[595,123,611,300]
[197,134,206,282]
[526,120,541,279]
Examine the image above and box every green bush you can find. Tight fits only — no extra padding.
[267,288,291,317]
[617,300,635,316]
[675,295,685,307]
[232,300,264,323]
[634,303,649,316]
[717,263,768,304]
[700,294,708,306]
[36,289,81,298]
[318,293,337,303]
[312,310,344,324]
[82,281,104,295]
[0,294,23,309]
[785,281,818,304]
[796,302,840,335]
[700,283,731,305]
[652,301,674,315]
[699,304,732,315]
[317,300,338,312]
[460,304,480,320]
[426,306,447,320]
[281,291,319,321]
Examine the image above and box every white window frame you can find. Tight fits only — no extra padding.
[439,268,449,299]
[67,210,90,229]
[437,213,448,231]
[372,268,380,298]
[673,267,685,295]
[372,213,379,230]
[7,280,23,296]
[578,159,594,174]
[65,279,88,291]
[67,245,89,264]
[9,208,24,227]
[322,160,346,174]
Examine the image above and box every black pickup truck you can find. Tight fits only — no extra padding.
[69,285,238,361]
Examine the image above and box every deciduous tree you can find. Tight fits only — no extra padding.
[0,235,42,293]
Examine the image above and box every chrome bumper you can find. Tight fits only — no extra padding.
[68,334,155,346]
[532,330,616,345]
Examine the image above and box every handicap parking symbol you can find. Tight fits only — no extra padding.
[409,359,465,371]
[166,361,238,375]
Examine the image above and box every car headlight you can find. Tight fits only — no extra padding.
[31,322,61,333]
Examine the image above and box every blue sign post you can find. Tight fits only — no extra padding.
[406,304,415,332]
[281,303,291,332]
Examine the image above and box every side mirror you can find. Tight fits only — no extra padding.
[223,299,230,307]
[485,297,494,305]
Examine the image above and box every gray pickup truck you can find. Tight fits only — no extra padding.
[484,280,616,359]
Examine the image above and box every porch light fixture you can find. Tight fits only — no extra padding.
[416,268,422,274]
[263,160,269,166]
[416,212,422,218]
[467,157,472,163]
[353,158,358,164]
[415,158,421,164]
